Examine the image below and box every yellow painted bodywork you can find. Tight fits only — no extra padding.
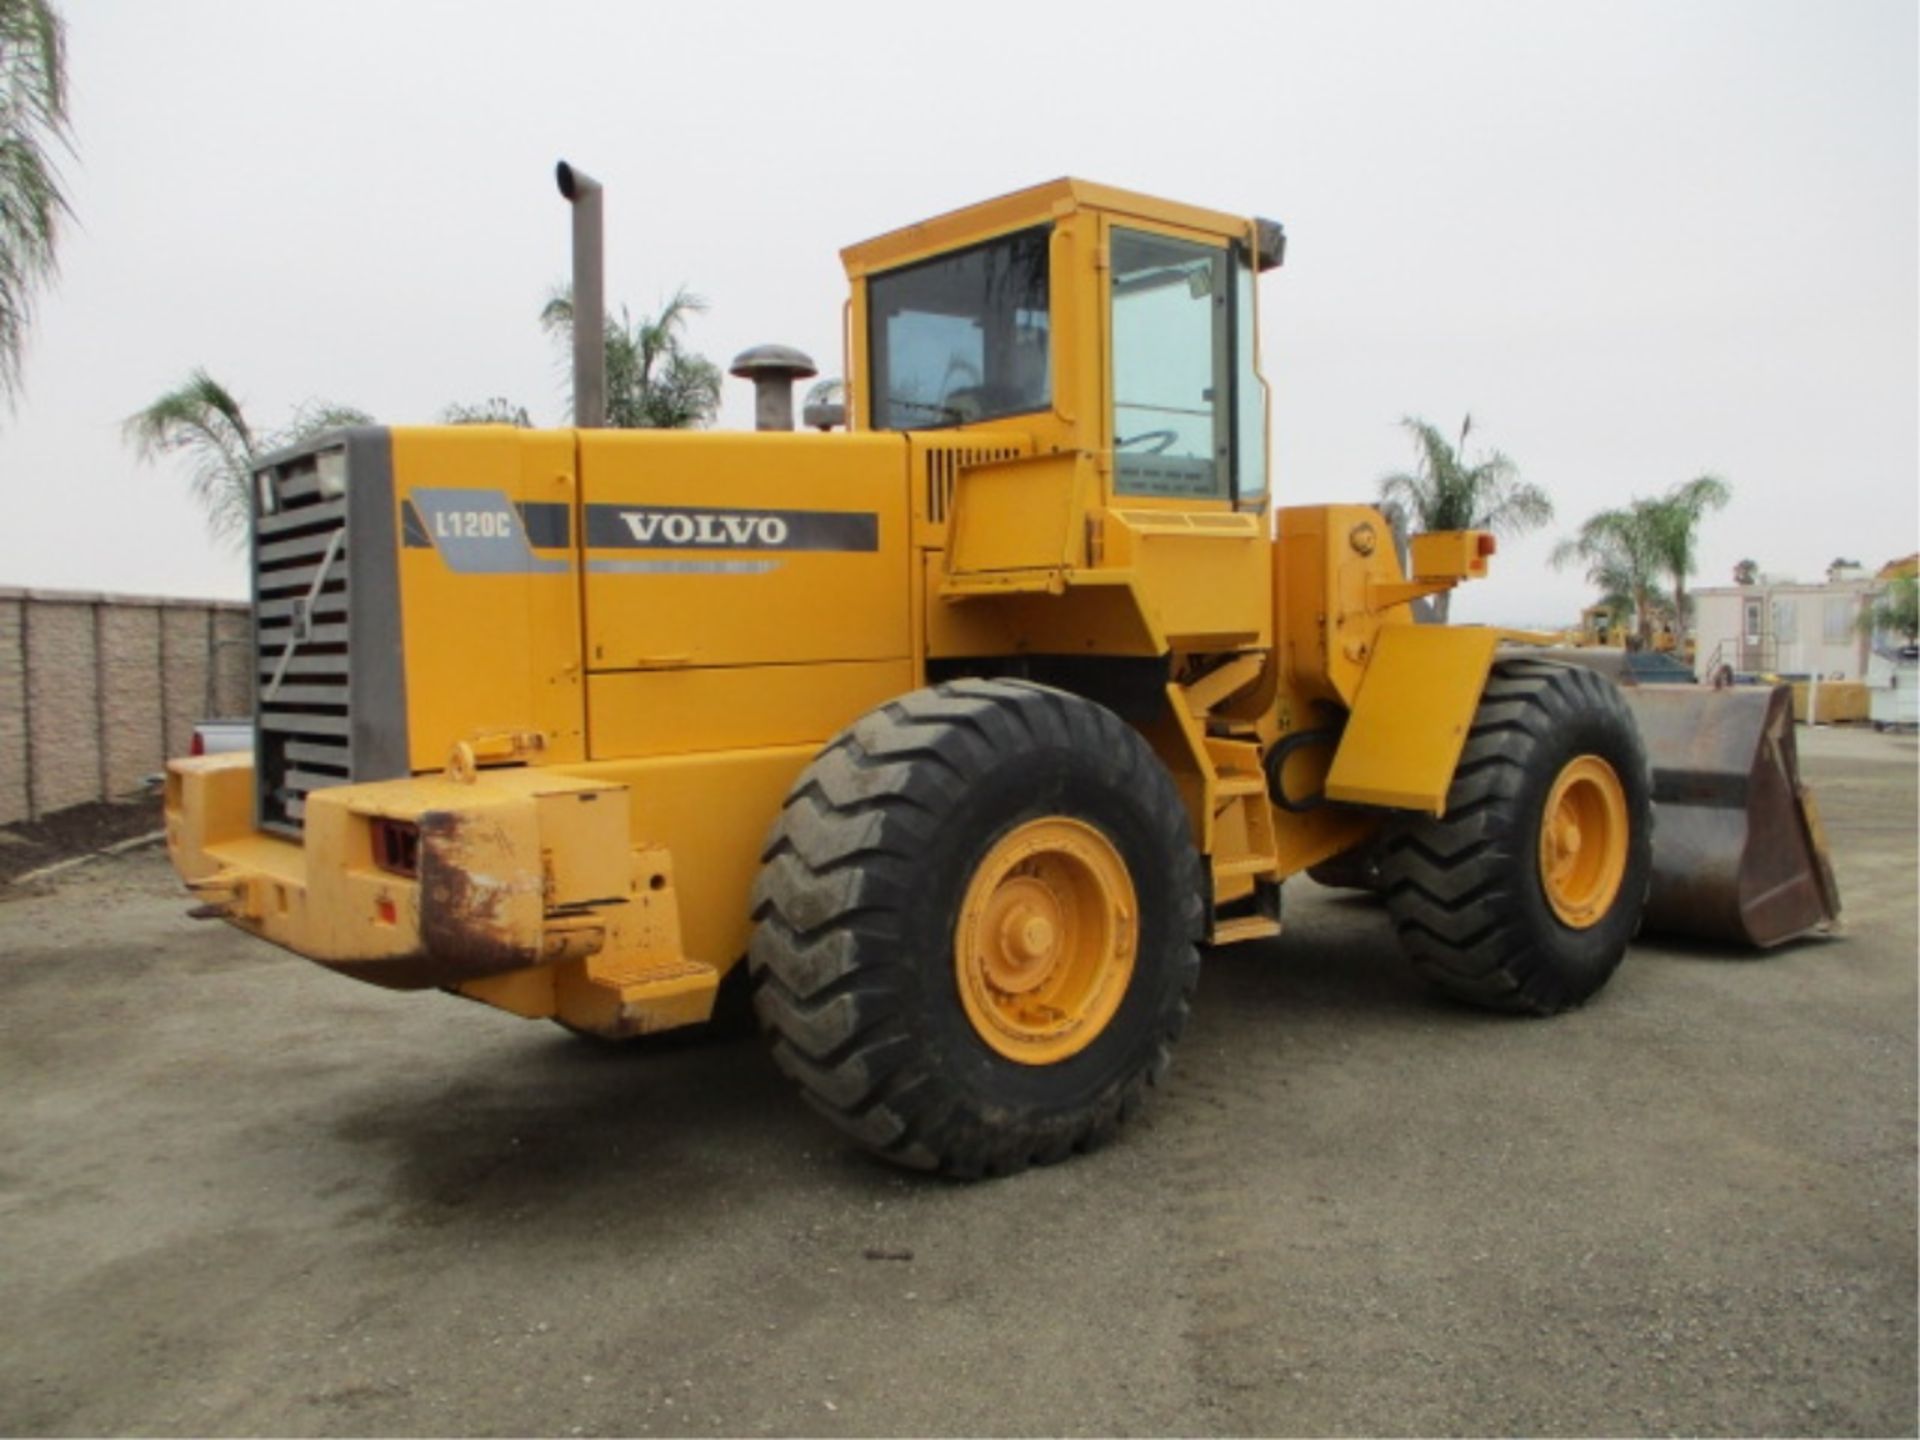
[167,741,830,1036]
[1323,625,1501,814]
[577,430,909,674]
[168,176,1526,1040]
[391,426,586,771]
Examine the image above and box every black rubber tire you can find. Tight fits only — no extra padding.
[1378,658,1653,1015]
[748,679,1204,1178]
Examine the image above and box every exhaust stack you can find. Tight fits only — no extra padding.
[555,161,605,428]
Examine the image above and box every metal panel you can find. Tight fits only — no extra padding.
[256,652,350,678]
[258,592,349,623]
[259,528,350,566]
[258,711,350,736]
[1324,624,1500,815]
[345,428,409,784]
[257,500,346,539]
[284,738,350,768]
[257,559,348,596]
[257,621,349,648]
[249,429,405,836]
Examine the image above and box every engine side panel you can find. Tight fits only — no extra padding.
[389,426,587,773]
[577,430,911,688]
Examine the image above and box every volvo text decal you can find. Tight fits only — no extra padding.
[584,503,878,553]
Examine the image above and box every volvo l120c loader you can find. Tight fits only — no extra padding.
[166,169,1838,1177]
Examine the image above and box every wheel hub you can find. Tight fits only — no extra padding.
[954,817,1138,1065]
[983,880,1062,993]
[1539,754,1629,929]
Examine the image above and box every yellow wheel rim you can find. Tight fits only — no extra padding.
[1538,754,1630,929]
[954,817,1138,1065]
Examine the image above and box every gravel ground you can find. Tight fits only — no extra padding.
[0,726,1913,1437]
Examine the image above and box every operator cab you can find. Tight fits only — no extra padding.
[843,179,1283,515]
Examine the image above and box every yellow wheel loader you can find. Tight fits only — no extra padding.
[165,170,1837,1178]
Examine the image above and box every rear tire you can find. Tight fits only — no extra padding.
[748,680,1204,1178]
[1379,659,1652,1014]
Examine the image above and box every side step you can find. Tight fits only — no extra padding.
[1212,914,1281,945]
[559,953,720,1037]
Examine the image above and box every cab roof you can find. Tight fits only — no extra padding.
[840,178,1255,277]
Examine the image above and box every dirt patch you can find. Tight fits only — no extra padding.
[0,795,164,888]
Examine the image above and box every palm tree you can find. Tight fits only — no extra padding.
[125,369,369,544]
[1554,475,1730,648]
[1552,502,1666,648]
[1641,474,1730,647]
[441,397,531,426]
[541,284,721,430]
[1378,414,1553,621]
[1,0,71,407]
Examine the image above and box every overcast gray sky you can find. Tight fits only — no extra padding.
[1,0,1913,624]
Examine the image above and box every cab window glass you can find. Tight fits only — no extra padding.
[867,227,1050,429]
[1111,228,1228,499]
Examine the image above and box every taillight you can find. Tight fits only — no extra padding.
[190,731,206,757]
[370,819,421,878]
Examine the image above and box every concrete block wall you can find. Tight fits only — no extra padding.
[26,598,98,816]
[101,604,164,797]
[0,588,251,827]
[0,598,26,825]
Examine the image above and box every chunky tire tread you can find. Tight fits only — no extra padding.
[1379,659,1653,1016]
[749,680,1204,1178]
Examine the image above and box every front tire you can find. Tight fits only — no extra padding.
[1379,659,1652,1014]
[748,680,1203,1177]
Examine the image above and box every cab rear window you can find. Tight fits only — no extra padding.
[867,227,1050,430]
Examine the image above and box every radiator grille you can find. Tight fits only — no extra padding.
[254,451,351,835]
[924,444,1023,524]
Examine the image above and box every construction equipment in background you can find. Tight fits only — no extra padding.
[1563,602,1696,678]
[1569,603,1627,648]
[164,172,1839,1178]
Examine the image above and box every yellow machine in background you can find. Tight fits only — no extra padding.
[166,172,1834,1178]
[1569,603,1626,648]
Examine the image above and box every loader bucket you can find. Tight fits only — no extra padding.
[1623,683,1841,948]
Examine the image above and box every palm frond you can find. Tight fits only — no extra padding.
[440,397,532,427]
[1378,414,1551,537]
[540,281,719,430]
[275,400,373,449]
[538,284,574,335]
[123,369,259,543]
[124,373,368,547]
[0,0,74,404]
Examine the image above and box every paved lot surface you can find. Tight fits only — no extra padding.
[1,727,1913,1437]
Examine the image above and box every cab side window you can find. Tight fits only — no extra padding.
[1111,229,1228,500]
